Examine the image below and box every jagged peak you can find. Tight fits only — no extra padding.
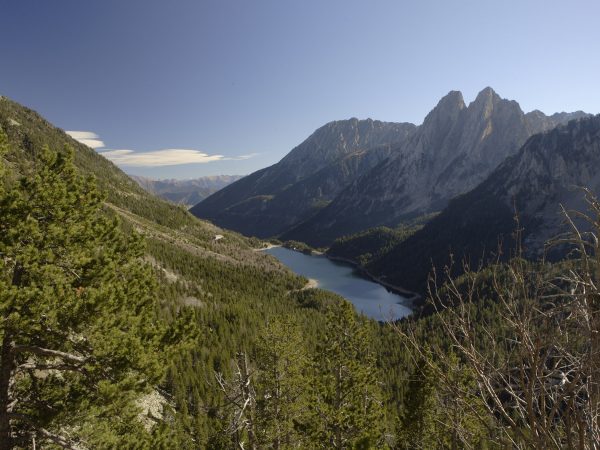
[437,90,466,109]
[470,86,501,107]
[316,117,414,134]
[422,90,465,126]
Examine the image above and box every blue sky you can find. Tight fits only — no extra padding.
[2,0,599,178]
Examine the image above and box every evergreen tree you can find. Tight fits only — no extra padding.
[0,139,163,448]
[254,316,310,449]
[309,300,385,449]
[399,351,489,449]
[398,352,441,449]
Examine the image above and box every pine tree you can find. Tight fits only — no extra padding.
[0,139,163,448]
[254,316,310,449]
[398,352,441,449]
[309,300,385,449]
[399,351,489,449]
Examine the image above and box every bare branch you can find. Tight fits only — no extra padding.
[12,345,87,364]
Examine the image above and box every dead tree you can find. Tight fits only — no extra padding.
[393,190,600,449]
[215,352,258,450]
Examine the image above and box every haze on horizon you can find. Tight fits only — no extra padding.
[2,0,599,179]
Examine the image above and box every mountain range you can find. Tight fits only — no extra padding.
[131,174,244,207]
[191,88,588,247]
[365,114,600,294]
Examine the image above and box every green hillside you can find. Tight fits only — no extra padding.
[0,97,416,448]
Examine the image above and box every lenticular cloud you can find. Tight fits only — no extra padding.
[65,130,257,167]
[100,149,226,167]
[65,130,105,149]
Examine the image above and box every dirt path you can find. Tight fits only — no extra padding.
[254,243,282,251]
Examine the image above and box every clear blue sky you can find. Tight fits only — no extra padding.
[2,0,598,178]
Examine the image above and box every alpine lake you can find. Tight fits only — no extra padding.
[264,247,412,322]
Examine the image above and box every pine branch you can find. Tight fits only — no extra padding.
[11,345,87,364]
[16,362,86,374]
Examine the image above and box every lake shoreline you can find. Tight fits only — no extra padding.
[254,243,282,251]
[258,243,420,305]
[264,246,414,321]
[325,255,421,304]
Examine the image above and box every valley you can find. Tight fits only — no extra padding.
[4,3,600,448]
[2,77,599,450]
[191,88,597,307]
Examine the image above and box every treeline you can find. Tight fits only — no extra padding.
[327,214,435,268]
[327,225,420,267]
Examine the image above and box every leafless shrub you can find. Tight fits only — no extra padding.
[394,190,600,449]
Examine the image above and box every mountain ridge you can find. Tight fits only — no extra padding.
[191,117,416,237]
[364,113,600,295]
[284,88,589,245]
[131,174,244,207]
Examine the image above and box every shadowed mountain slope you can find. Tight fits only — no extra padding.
[190,118,416,237]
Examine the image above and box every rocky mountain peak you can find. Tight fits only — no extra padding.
[280,117,415,171]
[192,115,416,238]
[425,90,465,119]
[420,90,465,139]
[467,86,504,118]
[473,86,499,102]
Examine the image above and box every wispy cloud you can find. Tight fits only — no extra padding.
[102,149,259,167]
[64,130,258,167]
[100,149,223,167]
[65,131,105,149]
[234,153,260,160]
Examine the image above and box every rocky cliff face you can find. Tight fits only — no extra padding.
[286,88,588,246]
[191,88,587,245]
[367,114,600,295]
[190,118,416,237]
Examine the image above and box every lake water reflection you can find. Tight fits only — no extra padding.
[265,247,412,321]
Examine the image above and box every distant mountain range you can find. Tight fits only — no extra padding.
[191,87,588,247]
[132,174,244,207]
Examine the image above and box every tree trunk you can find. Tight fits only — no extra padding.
[0,331,14,450]
[237,353,257,450]
[335,363,342,449]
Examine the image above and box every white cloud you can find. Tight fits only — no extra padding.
[65,130,257,167]
[100,149,258,167]
[65,130,105,149]
[79,139,106,149]
[234,153,260,160]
